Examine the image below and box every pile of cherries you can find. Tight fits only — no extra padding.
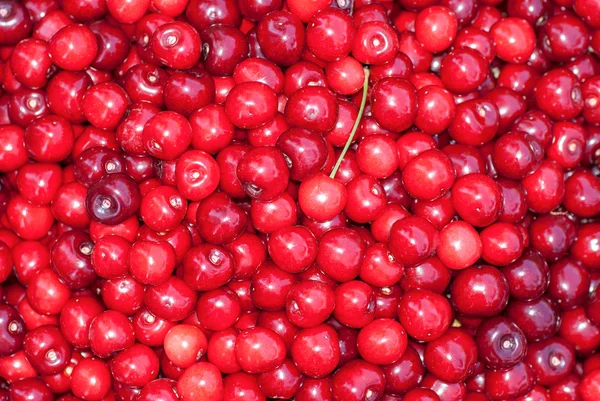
[0,0,600,400]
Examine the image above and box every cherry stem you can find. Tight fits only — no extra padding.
[329,66,370,179]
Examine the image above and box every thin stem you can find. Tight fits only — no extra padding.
[329,67,370,179]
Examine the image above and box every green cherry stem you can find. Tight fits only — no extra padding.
[329,66,370,179]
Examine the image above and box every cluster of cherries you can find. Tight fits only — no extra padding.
[0,0,600,400]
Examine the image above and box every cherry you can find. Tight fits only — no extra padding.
[256,11,305,66]
[389,216,439,266]
[371,78,417,132]
[71,358,112,401]
[521,160,565,214]
[298,173,348,222]
[290,324,340,378]
[49,24,98,71]
[451,265,510,317]
[195,193,247,244]
[502,249,549,301]
[398,289,452,342]
[352,21,399,65]
[163,324,208,369]
[525,336,575,386]
[110,343,159,387]
[176,150,220,201]
[0,304,25,357]
[0,1,33,45]
[235,327,286,373]
[331,359,385,401]
[415,6,458,53]
[476,316,527,369]
[535,68,583,121]
[145,276,197,321]
[85,173,141,225]
[256,358,302,399]
[10,38,52,89]
[277,128,328,181]
[250,261,295,311]
[151,21,201,70]
[59,296,104,349]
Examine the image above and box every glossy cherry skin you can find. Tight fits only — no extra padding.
[48,24,97,72]
[291,323,340,378]
[451,173,502,227]
[235,327,286,374]
[352,21,399,65]
[316,227,366,283]
[424,328,477,383]
[564,170,600,218]
[358,243,403,288]
[480,222,525,266]
[59,296,104,348]
[451,265,510,317]
[525,336,575,386]
[143,111,193,161]
[521,160,565,214]
[221,372,265,401]
[88,310,135,358]
[74,146,125,188]
[485,362,535,401]
[402,149,455,201]
[176,150,220,201]
[10,38,52,89]
[86,173,141,225]
[398,288,453,342]
[371,78,417,132]
[8,89,49,128]
[331,359,385,401]
[285,86,338,132]
[489,17,535,63]
[201,25,248,76]
[195,193,247,244]
[344,174,386,224]
[236,146,289,201]
[299,173,348,222]
[145,276,197,321]
[250,261,295,311]
[256,10,305,66]
[16,162,62,206]
[475,316,527,369]
[70,358,112,401]
[306,8,355,62]
[547,258,589,310]
[110,344,159,387]
[295,377,332,401]
[151,21,201,70]
[26,268,72,315]
[531,211,576,257]
[440,48,488,94]
[177,362,223,401]
[535,68,583,121]
[82,82,129,131]
[250,192,297,235]
[0,304,26,357]
[502,249,549,301]
[357,318,407,365]
[0,0,33,44]
[389,216,439,266]
[449,98,500,146]
[51,230,97,289]
[333,281,376,328]
[11,240,51,285]
[277,128,327,181]
[572,223,600,270]
[206,327,241,374]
